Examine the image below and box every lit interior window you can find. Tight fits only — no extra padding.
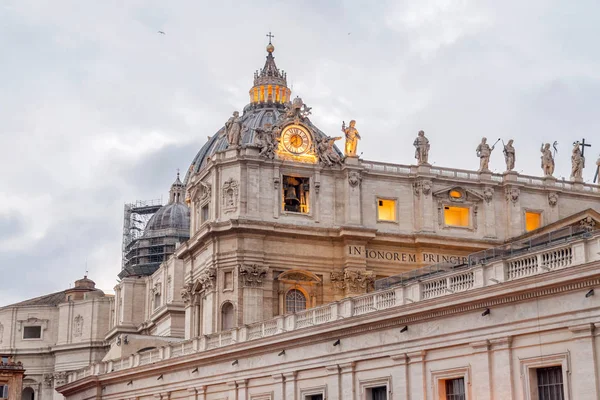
[449,190,462,199]
[444,206,470,227]
[525,211,542,232]
[377,199,396,221]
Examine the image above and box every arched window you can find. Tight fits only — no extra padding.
[286,289,307,314]
[22,387,34,400]
[221,302,234,331]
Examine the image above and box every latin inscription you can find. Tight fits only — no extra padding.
[348,246,468,265]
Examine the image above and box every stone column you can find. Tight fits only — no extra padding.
[313,170,321,223]
[569,324,599,399]
[239,265,268,325]
[284,371,297,400]
[273,165,281,219]
[407,351,426,400]
[199,268,217,335]
[272,374,285,400]
[470,340,492,399]
[390,353,408,399]
[339,362,355,400]
[489,337,513,399]
[325,365,340,400]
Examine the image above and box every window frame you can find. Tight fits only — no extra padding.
[376,197,398,223]
[285,288,308,314]
[299,386,326,400]
[280,174,313,217]
[22,325,42,340]
[431,366,471,400]
[524,209,543,232]
[0,384,8,399]
[442,205,472,229]
[520,353,570,400]
[359,376,391,400]
[220,301,235,331]
[223,269,234,292]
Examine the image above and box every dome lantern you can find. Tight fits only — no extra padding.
[249,33,291,106]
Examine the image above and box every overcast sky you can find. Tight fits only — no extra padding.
[1,1,599,306]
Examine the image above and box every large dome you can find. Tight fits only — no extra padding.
[184,43,342,184]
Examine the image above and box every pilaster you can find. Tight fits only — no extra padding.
[470,340,492,399]
[339,362,355,400]
[272,374,285,400]
[325,365,340,400]
[407,351,426,400]
[284,371,297,400]
[569,324,599,399]
[390,353,409,399]
[489,337,513,399]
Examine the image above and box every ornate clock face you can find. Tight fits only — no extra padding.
[281,125,311,154]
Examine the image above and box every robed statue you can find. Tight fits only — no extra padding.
[342,120,361,157]
[476,137,495,172]
[413,130,430,165]
[541,143,555,176]
[225,111,242,147]
[503,139,515,171]
[571,142,585,180]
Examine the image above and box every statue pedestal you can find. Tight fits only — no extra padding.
[416,164,431,175]
[224,147,239,159]
[344,156,360,166]
[543,175,557,187]
[572,177,584,190]
[479,171,492,181]
[242,146,260,157]
[502,170,518,183]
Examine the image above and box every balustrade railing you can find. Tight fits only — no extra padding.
[65,233,598,383]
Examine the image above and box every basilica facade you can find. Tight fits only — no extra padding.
[2,40,600,400]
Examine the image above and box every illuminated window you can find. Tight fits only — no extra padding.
[283,176,310,214]
[444,206,470,227]
[449,190,463,199]
[525,211,542,232]
[377,199,396,221]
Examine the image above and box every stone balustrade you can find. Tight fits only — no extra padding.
[65,232,600,384]
[362,159,600,192]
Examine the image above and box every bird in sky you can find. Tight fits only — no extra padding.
[158,31,165,35]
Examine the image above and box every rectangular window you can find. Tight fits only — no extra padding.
[377,199,396,221]
[201,204,209,223]
[23,326,42,339]
[283,176,310,214]
[525,211,542,232]
[537,366,564,400]
[444,206,470,227]
[305,395,323,400]
[368,386,387,400]
[445,377,466,400]
[0,385,8,399]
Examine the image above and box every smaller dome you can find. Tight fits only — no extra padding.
[266,43,274,53]
[144,203,190,233]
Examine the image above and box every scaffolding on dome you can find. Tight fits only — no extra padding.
[122,199,163,269]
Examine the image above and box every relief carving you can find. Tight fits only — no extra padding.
[348,171,362,188]
[53,371,67,387]
[505,187,520,204]
[548,192,558,208]
[180,282,194,304]
[73,315,83,338]
[200,181,212,202]
[239,264,269,287]
[414,180,432,197]
[43,374,53,388]
[222,178,240,213]
[580,216,596,232]
[483,187,494,204]
[198,267,217,290]
[330,269,374,293]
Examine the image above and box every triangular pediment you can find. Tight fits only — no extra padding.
[433,186,486,202]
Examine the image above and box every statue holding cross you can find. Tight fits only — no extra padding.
[571,139,591,181]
